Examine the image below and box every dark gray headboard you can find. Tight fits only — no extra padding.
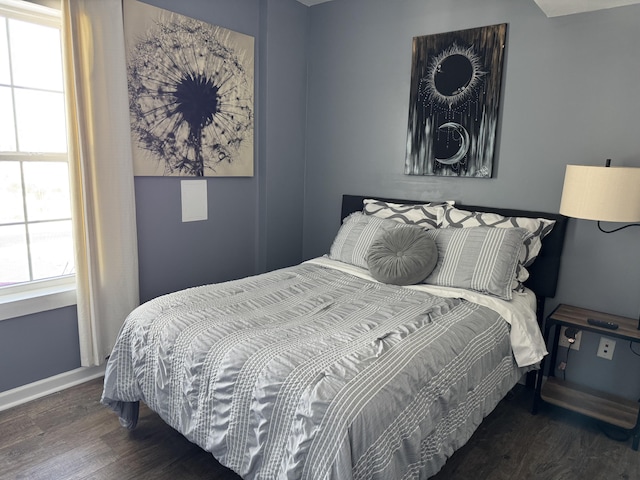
[341,194,568,303]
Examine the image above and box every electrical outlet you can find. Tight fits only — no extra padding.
[596,337,616,360]
[558,326,581,350]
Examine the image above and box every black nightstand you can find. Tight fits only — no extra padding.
[532,304,640,450]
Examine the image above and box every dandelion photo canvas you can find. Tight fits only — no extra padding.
[124,0,254,177]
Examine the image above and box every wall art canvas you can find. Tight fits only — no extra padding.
[124,0,254,177]
[404,24,506,178]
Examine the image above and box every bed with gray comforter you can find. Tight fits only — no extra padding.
[102,195,567,479]
[102,261,529,479]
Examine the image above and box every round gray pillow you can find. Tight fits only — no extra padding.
[366,226,438,285]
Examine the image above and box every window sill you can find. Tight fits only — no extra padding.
[0,284,77,322]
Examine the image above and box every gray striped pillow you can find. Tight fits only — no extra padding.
[441,206,556,286]
[329,212,408,269]
[422,226,528,300]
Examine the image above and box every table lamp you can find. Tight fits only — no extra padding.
[559,160,640,328]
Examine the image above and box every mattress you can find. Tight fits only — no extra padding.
[101,259,540,479]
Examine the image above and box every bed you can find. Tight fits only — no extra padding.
[101,194,567,479]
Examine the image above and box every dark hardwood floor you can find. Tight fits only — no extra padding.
[0,378,637,479]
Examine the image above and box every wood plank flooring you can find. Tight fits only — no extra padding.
[0,378,637,479]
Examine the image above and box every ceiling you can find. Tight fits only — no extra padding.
[534,0,640,16]
[295,0,640,17]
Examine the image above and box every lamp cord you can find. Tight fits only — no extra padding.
[597,221,640,233]
[595,221,640,329]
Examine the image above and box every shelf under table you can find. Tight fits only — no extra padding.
[541,377,639,430]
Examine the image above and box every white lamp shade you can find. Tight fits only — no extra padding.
[559,165,640,222]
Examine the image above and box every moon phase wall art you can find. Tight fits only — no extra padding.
[123,0,254,177]
[404,24,506,178]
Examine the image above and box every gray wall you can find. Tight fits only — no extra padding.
[302,0,640,399]
[134,0,263,304]
[137,0,307,302]
[0,0,307,393]
[259,0,308,273]
[0,307,80,392]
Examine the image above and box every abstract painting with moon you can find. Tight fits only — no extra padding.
[404,24,506,178]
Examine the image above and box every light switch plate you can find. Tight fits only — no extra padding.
[181,180,208,222]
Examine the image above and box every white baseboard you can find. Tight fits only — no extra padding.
[0,365,106,412]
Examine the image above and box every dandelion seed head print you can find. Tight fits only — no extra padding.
[125,1,254,176]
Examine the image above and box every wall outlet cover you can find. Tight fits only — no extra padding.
[558,326,582,350]
[596,337,616,360]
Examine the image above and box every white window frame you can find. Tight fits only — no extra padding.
[0,0,75,322]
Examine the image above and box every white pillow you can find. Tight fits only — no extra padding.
[363,199,453,230]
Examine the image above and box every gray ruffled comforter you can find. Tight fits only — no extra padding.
[101,262,525,479]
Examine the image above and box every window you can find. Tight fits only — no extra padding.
[0,0,75,320]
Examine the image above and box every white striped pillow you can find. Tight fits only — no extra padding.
[422,226,528,300]
[329,212,409,269]
[441,206,556,287]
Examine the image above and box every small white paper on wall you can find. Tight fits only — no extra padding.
[181,180,208,222]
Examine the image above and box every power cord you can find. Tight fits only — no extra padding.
[558,327,579,380]
[561,342,573,381]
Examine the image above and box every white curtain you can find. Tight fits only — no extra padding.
[62,0,140,366]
